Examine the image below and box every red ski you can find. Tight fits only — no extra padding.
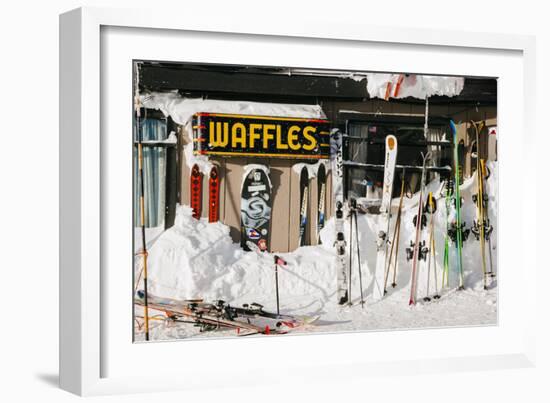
[208,166,220,222]
[190,164,202,219]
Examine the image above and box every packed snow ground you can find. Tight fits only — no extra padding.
[134,164,498,341]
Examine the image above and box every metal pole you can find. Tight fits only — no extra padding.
[136,103,150,341]
[353,208,365,308]
[274,257,280,315]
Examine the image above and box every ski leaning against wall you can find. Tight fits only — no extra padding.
[330,129,349,305]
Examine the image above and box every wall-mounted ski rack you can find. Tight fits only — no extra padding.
[344,160,452,175]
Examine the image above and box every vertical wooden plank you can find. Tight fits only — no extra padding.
[223,157,246,243]
[269,159,291,253]
[200,166,209,219]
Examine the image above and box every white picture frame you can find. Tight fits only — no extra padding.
[60,6,536,396]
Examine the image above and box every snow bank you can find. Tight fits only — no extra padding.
[366,74,464,100]
[136,164,497,339]
[139,205,339,313]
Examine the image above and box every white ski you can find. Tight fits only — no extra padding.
[372,135,398,300]
[330,129,349,305]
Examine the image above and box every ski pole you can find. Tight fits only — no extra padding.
[424,193,434,302]
[385,169,405,290]
[274,257,280,315]
[353,207,365,308]
[136,99,150,341]
[430,193,440,299]
[348,206,353,305]
[273,255,287,315]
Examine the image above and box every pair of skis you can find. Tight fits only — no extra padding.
[190,164,220,222]
[135,291,318,336]
[449,120,470,290]
[298,164,328,246]
[407,152,432,305]
[331,130,350,305]
[470,121,495,289]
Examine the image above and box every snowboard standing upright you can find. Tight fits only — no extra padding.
[373,135,398,300]
[298,166,309,246]
[208,166,220,223]
[241,166,272,252]
[330,129,349,305]
[317,164,327,243]
[190,164,203,220]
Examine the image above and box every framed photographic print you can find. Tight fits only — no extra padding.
[60,6,536,396]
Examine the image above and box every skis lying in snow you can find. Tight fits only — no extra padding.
[134,291,319,336]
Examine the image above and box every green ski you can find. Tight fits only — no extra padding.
[450,120,465,290]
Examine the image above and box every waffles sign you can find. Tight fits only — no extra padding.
[192,113,330,159]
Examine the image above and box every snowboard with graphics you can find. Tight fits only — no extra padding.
[240,166,272,252]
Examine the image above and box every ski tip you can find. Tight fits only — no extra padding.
[449,119,457,134]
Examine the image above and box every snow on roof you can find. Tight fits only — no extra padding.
[139,91,327,127]
[366,74,465,100]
